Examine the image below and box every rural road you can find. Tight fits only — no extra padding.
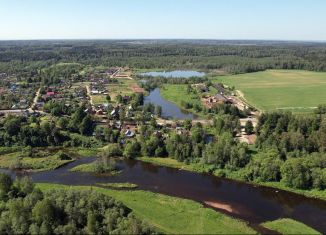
[85,83,94,106]
[29,87,41,111]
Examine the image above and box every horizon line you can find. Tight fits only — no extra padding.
[0,38,326,43]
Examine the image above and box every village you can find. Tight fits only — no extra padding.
[0,67,258,145]
[0,73,38,111]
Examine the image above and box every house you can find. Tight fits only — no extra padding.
[91,90,100,95]
[125,129,135,138]
[202,93,229,108]
[46,91,56,97]
[110,109,118,118]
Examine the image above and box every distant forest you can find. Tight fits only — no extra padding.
[1,40,326,76]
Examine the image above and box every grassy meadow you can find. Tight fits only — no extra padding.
[216,70,326,112]
[37,183,256,234]
[261,218,320,235]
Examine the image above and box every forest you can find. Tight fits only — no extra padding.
[1,40,326,78]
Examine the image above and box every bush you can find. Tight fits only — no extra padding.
[58,152,72,160]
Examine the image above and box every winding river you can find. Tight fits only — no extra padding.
[1,157,326,233]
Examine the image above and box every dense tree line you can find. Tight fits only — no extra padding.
[1,40,326,79]
[0,174,155,234]
[245,111,326,190]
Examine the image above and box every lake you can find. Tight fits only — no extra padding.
[2,157,326,234]
[144,88,196,120]
[140,70,205,78]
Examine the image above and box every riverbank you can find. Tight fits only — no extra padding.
[261,218,320,235]
[0,147,98,172]
[70,162,121,175]
[36,183,256,234]
[138,157,326,201]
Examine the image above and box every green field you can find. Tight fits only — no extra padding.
[261,218,320,235]
[37,183,256,234]
[217,70,326,112]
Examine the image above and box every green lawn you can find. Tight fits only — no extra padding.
[37,183,256,234]
[261,218,320,235]
[216,70,326,112]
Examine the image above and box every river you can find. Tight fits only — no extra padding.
[1,157,326,234]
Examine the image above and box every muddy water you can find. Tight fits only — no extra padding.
[1,157,326,233]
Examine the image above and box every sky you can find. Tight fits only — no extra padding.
[0,0,325,41]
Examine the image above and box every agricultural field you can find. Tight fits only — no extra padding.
[216,70,326,113]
